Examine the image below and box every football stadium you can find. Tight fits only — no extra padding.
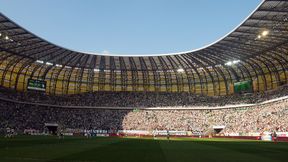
[1,0,288,161]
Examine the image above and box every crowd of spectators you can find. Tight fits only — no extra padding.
[0,97,288,135]
[0,85,287,108]
[122,100,288,134]
[0,85,288,135]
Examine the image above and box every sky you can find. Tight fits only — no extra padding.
[0,0,262,56]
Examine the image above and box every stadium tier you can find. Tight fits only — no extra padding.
[0,89,288,136]
[0,85,288,108]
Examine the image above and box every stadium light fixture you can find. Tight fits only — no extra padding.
[5,36,9,40]
[225,61,233,66]
[177,68,185,73]
[36,60,44,64]
[114,70,121,73]
[55,64,62,67]
[225,60,240,66]
[94,69,100,72]
[156,70,164,73]
[262,30,269,36]
[257,35,261,39]
[0,33,2,37]
[232,60,240,64]
[46,62,53,66]
[215,64,222,67]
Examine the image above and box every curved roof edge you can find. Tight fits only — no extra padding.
[1,0,265,57]
[83,0,264,57]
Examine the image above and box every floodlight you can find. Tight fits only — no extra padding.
[262,30,269,36]
[225,61,233,66]
[46,62,53,66]
[36,60,44,64]
[177,68,185,73]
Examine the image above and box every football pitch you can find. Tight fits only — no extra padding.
[1,136,288,162]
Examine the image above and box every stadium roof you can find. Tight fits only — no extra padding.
[0,0,288,95]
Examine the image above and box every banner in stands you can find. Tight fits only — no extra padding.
[191,131,203,136]
[153,130,187,136]
[276,132,288,137]
[119,130,150,135]
[84,130,110,137]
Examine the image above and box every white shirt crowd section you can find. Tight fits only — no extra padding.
[122,99,288,134]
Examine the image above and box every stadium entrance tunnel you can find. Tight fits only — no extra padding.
[44,123,59,135]
[213,126,225,135]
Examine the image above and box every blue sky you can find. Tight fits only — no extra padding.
[0,0,262,55]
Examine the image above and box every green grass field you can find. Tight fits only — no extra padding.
[1,136,288,162]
